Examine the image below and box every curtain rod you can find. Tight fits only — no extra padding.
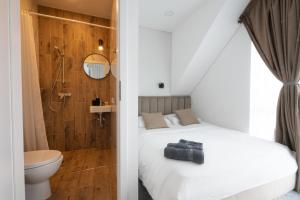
[28,11,115,30]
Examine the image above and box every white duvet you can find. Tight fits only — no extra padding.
[138,123,298,200]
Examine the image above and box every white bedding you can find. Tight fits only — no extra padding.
[138,123,298,200]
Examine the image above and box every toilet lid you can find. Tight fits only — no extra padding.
[24,150,62,169]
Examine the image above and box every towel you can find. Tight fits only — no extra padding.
[179,139,203,150]
[167,142,195,149]
[167,140,203,150]
[164,146,204,164]
[192,149,204,164]
[164,147,194,161]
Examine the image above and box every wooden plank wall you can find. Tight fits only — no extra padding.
[109,0,118,149]
[38,6,116,151]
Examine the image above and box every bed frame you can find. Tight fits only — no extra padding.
[138,96,191,115]
[139,180,153,200]
[139,175,296,200]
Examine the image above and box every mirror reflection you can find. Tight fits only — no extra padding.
[83,54,110,79]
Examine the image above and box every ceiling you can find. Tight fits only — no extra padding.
[139,0,208,32]
[37,0,113,19]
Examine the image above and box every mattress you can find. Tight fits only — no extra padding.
[138,123,298,200]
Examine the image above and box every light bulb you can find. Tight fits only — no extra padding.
[98,39,104,51]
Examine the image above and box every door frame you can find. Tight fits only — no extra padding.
[2,0,25,199]
[6,0,139,199]
[118,0,139,199]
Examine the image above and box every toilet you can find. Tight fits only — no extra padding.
[24,150,63,200]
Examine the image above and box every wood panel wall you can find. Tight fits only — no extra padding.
[110,0,118,149]
[38,6,116,151]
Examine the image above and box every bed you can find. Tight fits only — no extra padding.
[138,96,298,200]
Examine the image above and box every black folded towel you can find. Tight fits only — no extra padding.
[192,149,204,164]
[164,146,204,164]
[167,142,194,149]
[167,140,203,150]
[164,147,193,160]
[179,139,203,150]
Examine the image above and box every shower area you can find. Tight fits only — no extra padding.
[38,6,117,151]
[21,0,118,198]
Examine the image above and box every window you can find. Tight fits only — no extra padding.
[250,44,282,141]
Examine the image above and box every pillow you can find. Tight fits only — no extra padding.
[165,114,181,126]
[141,112,168,129]
[138,116,145,128]
[164,116,174,127]
[175,109,200,126]
[166,113,202,126]
[139,115,173,128]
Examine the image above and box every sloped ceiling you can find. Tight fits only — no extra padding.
[139,0,208,32]
[171,0,250,94]
[37,0,113,19]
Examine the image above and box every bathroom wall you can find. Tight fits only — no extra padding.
[38,6,115,151]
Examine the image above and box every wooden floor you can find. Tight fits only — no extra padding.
[49,148,117,200]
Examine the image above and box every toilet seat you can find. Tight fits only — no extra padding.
[25,150,62,170]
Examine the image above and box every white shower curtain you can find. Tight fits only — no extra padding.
[21,12,49,151]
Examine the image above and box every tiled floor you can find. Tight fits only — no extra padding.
[49,148,117,200]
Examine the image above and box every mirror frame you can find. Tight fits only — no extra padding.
[82,53,112,80]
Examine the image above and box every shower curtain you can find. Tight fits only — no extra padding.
[21,12,49,151]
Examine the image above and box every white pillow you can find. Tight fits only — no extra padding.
[165,114,181,126]
[139,115,173,128]
[164,117,173,127]
[138,116,145,128]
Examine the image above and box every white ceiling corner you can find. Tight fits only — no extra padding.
[139,0,209,32]
[37,0,113,19]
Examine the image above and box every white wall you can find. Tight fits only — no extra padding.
[0,1,14,198]
[0,0,25,199]
[191,27,251,132]
[171,0,250,95]
[139,27,172,96]
[171,0,224,94]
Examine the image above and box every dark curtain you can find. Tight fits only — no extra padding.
[239,0,300,191]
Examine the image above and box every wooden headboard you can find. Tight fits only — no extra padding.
[138,96,191,115]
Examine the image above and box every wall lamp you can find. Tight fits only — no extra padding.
[98,39,104,51]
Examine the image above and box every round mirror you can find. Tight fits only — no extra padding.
[83,53,110,79]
